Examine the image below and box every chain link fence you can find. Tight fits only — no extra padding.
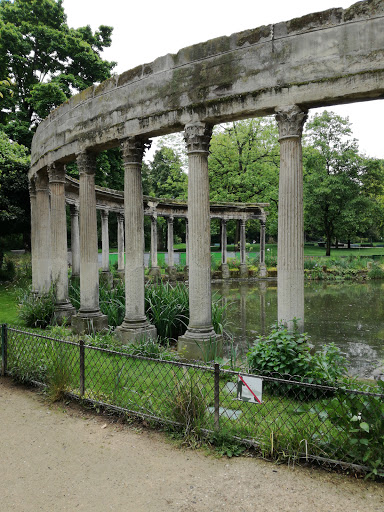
[2,324,384,474]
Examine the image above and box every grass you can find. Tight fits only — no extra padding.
[0,284,22,325]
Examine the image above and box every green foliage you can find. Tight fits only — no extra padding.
[209,430,246,457]
[303,111,382,255]
[247,323,347,397]
[208,118,280,236]
[0,0,115,146]
[18,285,56,328]
[367,264,384,280]
[46,346,71,402]
[148,147,187,200]
[166,371,207,437]
[0,257,15,281]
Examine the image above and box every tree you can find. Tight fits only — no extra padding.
[148,147,187,200]
[208,118,280,239]
[0,0,115,147]
[0,130,30,257]
[303,111,381,255]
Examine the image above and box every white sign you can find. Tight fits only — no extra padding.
[237,375,263,404]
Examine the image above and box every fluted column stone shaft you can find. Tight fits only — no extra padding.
[259,220,267,277]
[275,105,308,330]
[48,163,75,322]
[185,218,189,267]
[35,170,52,293]
[70,204,80,277]
[71,152,107,333]
[167,216,174,268]
[221,219,229,279]
[117,212,125,272]
[115,138,156,343]
[101,209,110,272]
[28,178,38,294]
[178,122,221,358]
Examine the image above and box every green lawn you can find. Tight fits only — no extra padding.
[0,284,22,325]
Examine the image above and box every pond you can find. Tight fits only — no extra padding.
[212,280,384,378]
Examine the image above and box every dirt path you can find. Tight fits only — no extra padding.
[1,377,383,512]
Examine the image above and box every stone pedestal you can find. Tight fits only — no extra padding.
[275,105,307,331]
[115,137,156,344]
[71,152,108,334]
[239,264,248,278]
[220,263,230,279]
[177,122,221,359]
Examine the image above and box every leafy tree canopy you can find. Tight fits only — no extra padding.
[148,146,187,200]
[0,0,116,147]
[303,111,382,254]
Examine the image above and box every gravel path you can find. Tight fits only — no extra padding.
[1,377,383,512]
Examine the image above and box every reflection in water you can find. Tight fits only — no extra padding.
[212,280,384,378]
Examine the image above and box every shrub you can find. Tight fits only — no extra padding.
[18,286,56,328]
[247,323,347,398]
[367,264,384,280]
[0,258,16,282]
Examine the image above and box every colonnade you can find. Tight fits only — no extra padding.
[29,105,306,357]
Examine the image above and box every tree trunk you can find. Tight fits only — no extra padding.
[326,234,331,257]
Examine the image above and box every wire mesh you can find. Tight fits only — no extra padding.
[4,325,384,473]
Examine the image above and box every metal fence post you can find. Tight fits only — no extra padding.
[1,324,7,377]
[79,339,85,396]
[214,363,220,431]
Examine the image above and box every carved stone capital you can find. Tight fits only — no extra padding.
[101,209,109,220]
[275,105,308,140]
[35,170,49,191]
[47,162,66,183]
[28,176,36,197]
[77,151,97,175]
[69,203,79,216]
[121,137,151,164]
[184,122,213,154]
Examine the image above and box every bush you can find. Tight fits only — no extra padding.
[0,258,16,282]
[367,264,384,280]
[247,323,347,398]
[18,286,56,328]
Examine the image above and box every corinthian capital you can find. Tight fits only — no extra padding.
[47,162,66,183]
[184,122,213,154]
[121,137,151,164]
[275,105,308,140]
[77,151,97,175]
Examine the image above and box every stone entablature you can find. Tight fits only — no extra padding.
[30,1,384,177]
[64,175,268,222]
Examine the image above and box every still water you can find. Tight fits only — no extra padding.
[212,280,384,378]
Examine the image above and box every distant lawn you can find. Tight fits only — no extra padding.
[0,284,22,325]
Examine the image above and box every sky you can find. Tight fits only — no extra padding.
[63,0,383,159]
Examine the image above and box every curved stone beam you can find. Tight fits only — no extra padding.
[30,1,384,177]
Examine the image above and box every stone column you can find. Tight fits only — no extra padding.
[184,217,189,276]
[28,178,38,294]
[148,213,161,278]
[275,105,308,331]
[220,218,229,278]
[115,137,156,343]
[34,170,52,294]
[48,163,76,323]
[178,122,221,359]
[70,203,80,278]
[100,209,113,287]
[259,219,267,278]
[239,219,248,277]
[167,216,176,279]
[117,211,125,275]
[71,152,108,334]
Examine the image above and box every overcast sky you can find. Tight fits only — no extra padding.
[62,0,383,159]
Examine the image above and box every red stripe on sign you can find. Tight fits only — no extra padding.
[238,374,262,404]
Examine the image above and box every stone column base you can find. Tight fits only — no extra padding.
[117,269,125,280]
[115,320,157,344]
[178,329,223,361]
[259,265,267,278]
[240,264,248,278]
[99,270,113,288]
[220,263,230,279]
[166,266,177,280]
[71,311,108,334]
[148,267,161,279]
[53,302,76,326]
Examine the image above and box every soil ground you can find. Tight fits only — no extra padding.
[1,376,383,512]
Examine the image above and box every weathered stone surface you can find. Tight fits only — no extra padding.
[30,1,384,177]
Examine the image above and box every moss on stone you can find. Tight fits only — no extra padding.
[94,76,117,96]
[176,36,232,65]
[118,65,143,87]
[344,0,384,22]
[236,25,271,47]
[285,8,342,34]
